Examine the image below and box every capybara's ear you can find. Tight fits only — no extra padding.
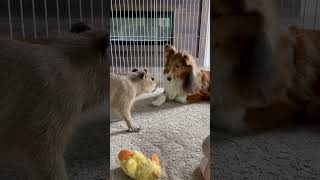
[132,68,138,72]
[138,71,147,79]
[70,22,91,33]
[91,32,110,54]
[66,31,110,65]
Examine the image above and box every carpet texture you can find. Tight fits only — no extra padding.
[0,103,109,180]
[213,128,320,179]
[110,89,210,180]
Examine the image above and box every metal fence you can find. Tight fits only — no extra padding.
[110,0,210,87]
[0,0,210,88]
[0,0,108,38]
[6,1,320,86]
[279,0,320,29]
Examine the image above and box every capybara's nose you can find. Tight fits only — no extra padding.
[167,76,172,81]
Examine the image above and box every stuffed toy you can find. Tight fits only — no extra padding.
[117,149,161,180]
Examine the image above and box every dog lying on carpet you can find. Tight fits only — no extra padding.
[213,0,320,133]
[111,69,157,132]
[0,23,109,180]
[152,45,210,106]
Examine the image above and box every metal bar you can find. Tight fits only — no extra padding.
[132,0,137,68]
[136,0,140,68]
[314,0,319,30]
[44,0,48,37]
[7,0,13,39]
[125,0,132,72]
[143,0,146,68]
[56,0,60,33]
[19,0,25,38]
[146,0,150,70]
[153,0,160,85]
[303,0,307,28]
[118,0,125,73]
[139,0,142,68]
[196,0,203,58]
[111,0,115,73]
[90,0,94,26]
[101,0,104,27]
[182,0,186,50]
[112,0,120,73]
[192,0,196,55]
[187,0,192,52]
[32,0,37,38]
[79,0,83,22]
[178,0,181,49]
[152,0,160,84]
[171,0,173,46]
[68,0,71,28]
[160,0,162,86]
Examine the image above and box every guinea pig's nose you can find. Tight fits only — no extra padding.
[167,76,172,81]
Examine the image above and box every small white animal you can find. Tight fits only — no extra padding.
[110,69,157,132]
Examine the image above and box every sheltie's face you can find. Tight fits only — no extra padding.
[163,45,195,82]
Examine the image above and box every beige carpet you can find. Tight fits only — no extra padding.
[110,89,210,180]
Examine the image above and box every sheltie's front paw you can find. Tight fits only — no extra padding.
[152,94,167,106]
[175,96,187,104]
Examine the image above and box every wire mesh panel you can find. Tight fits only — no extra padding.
[0,0,108,39]
[110,0,210,87]
[279,0,320,30]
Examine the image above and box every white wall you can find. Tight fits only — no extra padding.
[204,5,210,69]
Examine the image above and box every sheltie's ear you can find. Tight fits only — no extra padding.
[182,53,196,67]
[234,31,282,99]
[164,44,178,57]
[180,52,202,94]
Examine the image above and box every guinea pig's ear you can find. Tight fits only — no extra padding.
[70,22,91,33]
[132,68,138,72]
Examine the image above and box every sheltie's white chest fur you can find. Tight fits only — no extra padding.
[152,74,187,106]
[163,74,184,100]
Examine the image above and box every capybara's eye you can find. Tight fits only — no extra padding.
[151,77,154,81]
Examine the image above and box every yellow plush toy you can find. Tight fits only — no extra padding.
[118,149,161,180]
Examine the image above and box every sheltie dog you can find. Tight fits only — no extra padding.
[152,45,210,106]
[213,0,320,133]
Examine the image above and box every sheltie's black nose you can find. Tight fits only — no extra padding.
[167,76,172,81]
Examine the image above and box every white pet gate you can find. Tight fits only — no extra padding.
[2,0,320,86]
[0,0,210,88]
[110,0,210,87]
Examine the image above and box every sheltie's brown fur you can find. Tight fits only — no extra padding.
[164,45,210,103]
[213,0,320,132]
